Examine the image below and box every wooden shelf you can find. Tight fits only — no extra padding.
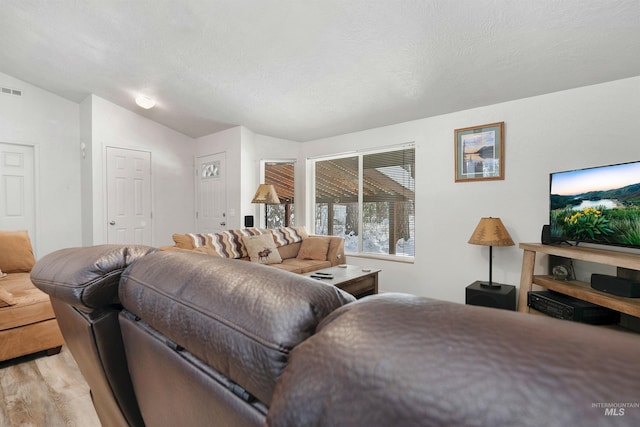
[532,275,640,317]
[518,243,640,323]
[519,243,640,270]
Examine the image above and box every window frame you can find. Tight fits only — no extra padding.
[309,144,415,262]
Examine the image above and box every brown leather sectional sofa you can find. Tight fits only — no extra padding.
[31,245,640,427]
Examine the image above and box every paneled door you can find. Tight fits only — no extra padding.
[106,147,152,244]
[0,143,35,240]
[196,152,227,233]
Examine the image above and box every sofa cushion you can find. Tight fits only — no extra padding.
[0,273,16,307]
[268,262,304,274]
[242,234,282,265]
[270,227,308,247]
[0,230,36,273]
[276,241,301,260]
[173,233,201,250]
[280,259,331,274]
[0,272,53,329]
[119,251,355,405]
[296,236,330,261]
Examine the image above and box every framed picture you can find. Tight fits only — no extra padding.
[454,122,504,182]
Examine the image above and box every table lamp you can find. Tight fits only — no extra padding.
[468,217,514,288]
[251,184,280,204]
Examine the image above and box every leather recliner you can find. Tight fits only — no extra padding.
[31,245,156,427]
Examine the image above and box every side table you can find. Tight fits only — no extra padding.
[303,265,379,299]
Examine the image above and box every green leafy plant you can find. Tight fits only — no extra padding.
[562,207,614,241]
[613,217,640,246]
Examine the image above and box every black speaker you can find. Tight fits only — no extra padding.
[466,281,517,311]
[541,224,551,244]
[591,274,640,298]
[244,215,254,228]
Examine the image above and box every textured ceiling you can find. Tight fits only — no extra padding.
[1,1,640,141]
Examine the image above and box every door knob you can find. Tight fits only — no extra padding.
[220,222,226,226]
[109,221,116,225]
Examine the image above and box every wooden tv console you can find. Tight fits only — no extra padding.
[518,243,640,319]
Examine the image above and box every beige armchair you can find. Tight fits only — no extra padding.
[0,230,63,362]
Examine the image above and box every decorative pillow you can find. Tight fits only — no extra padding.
[242,234,282,265]
[271,226,308,247]
[0,267,15,307]
[0,230,36,273]
[172,233,198,250]
[0,285,15,307]
[210,228,264,259]
[173,229,266,258]
[188,233,209,248]
[296,236,330,261]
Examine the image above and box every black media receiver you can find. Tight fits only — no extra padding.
[527,291,619,325]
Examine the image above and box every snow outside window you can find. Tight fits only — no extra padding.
[313,146,415,258]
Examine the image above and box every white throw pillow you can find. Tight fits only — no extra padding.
[242,234,282,265]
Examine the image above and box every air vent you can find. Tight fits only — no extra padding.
[1,87,23,97]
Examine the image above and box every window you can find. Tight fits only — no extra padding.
[313,146,415,258]
[264,161,295,228]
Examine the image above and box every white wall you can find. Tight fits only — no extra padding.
[85,95,195,247]
[299,76,640,303]
[79,96,93,246]
[0,71,81,257]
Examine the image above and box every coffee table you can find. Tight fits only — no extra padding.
[304,264,380,299]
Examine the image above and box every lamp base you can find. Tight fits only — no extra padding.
[479,281,502,289]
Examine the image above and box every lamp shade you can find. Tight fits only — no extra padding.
[468,217,514,247]
[251,184,280,204]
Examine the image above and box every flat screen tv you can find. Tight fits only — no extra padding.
[550,161,640,248]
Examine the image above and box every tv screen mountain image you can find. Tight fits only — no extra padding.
[549,160,640,248]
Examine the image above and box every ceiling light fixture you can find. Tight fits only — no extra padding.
[135,95,156,109]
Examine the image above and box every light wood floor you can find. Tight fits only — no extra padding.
[0,346,101,426]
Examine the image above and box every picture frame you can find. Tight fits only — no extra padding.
[454,122,504,182]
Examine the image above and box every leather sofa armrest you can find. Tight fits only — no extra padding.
[268,294,640,426]
[30,245,157,313]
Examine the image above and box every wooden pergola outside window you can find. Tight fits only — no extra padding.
[313,147,415,257]
[264,161,295,228]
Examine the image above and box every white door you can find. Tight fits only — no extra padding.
[0,143,35,239]
[106,147,152,244]
[196,152,227,233]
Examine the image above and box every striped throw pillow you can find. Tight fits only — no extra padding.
[210,228,265,258]
[270,226,308,247]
